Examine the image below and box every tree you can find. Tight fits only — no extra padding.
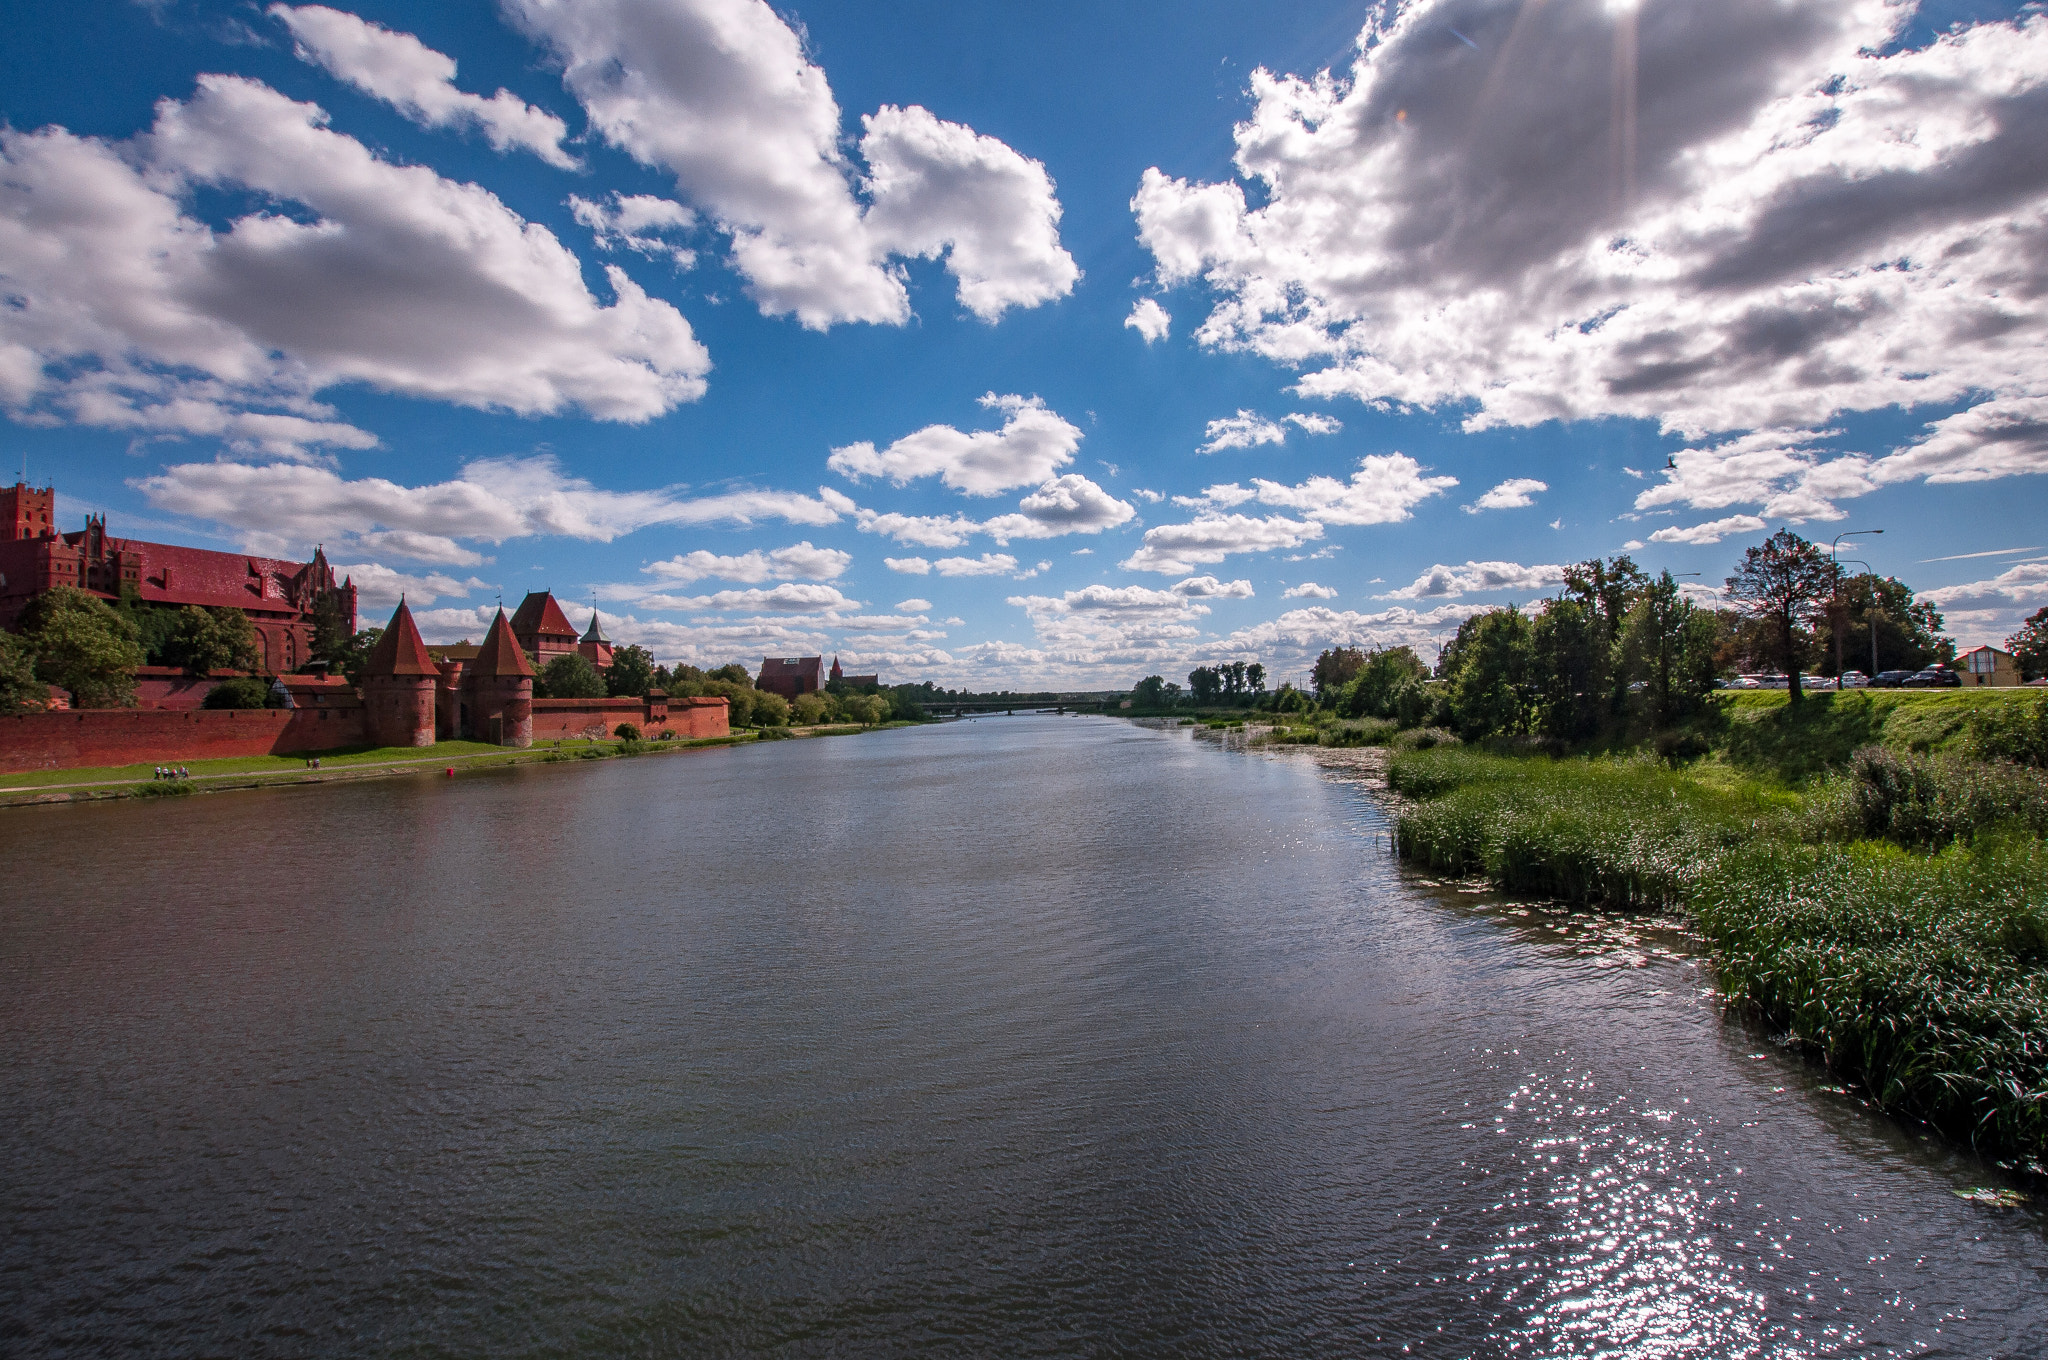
[1247,662,1267,692]
[1620,572,1722,728]
[203,676,272,710]
[1339,646,1429,721]
[1532,598,1608,742]
[334,628,382,687]
[606,644,657,697]
[1441,606,1536,740]
[1188,666,1221,705]
[0,630,44,714]
[310,591,355,668]
[1130,675,1169,709]
[538,652,606,699]
[1561,554,1647,715]
[709,663,752,685]
[751,691,790,727]
[1724,530,1834,702]
[1821,574,1953,676]
[2009,606,2048,681]
[1312,647,1366,701]
[17,586,144,708]
[792,691,833,725]
[164,606,260,673]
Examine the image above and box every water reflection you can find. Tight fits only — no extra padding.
[0,717,2043,1357]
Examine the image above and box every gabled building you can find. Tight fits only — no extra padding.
[829,656,880,689]
[757,655,826,698]
[510,590,580,667]
[0,481,356,674]
[1958,645,2022,687]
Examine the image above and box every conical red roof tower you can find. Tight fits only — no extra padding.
[470,607,534,677]
[362,599,439,676]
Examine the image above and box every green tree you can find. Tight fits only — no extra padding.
[1442,607,1537,740]
[1130,675,1169,709]
[709,663,753,685]
[606,644,657,697]
[1247,662,1267,692]
[702,678,755,726]
[164,606,260,673]
[791,691,833,725]
[538,652,606,699]
[120,597,185,666]
[334,628,382,687]
[1821,573,1953,676]
[1311,647,1365,701]
[1532,598,1608,742]
[0,630,44,714]
[18,586,144,708]
[202,676,272,710]
[1340,646,1429,720]
[2009,606,2048,681]
[1188,665,1221,705]
[310,592,355,668]
[1561,554,1647,714]
[1725,530,1834,702]
[844,693,888,725]
[751,691,790,727]
[1620,572,1721,728]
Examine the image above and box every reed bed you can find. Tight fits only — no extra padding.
[1388,747,2048,1164]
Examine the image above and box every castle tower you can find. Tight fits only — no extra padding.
[0,482,55,540]
[577,607,614,671]
[359,599,438,748]
[829,656,843,684]
[464,607,534,747]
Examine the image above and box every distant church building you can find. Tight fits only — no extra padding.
[0,481,356,673]
[757,656,826,697]
[510,590,581,667]
[830,656,880,689]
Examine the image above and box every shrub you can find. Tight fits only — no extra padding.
[614,722,642,741]
[1393,726,1456,751]
[791,692,833,725]
[751,691,789,727]
[202,676,271,710]
[1968,693,2048,769]
[1805,746,2048,849]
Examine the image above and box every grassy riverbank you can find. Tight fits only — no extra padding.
[1389,739,2048,1167]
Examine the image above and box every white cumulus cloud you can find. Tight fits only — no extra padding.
[1465,477,1548,513]
[885,557,933,575]
[933,553,1018,577]
[981,474,1136,542]
[1180,455,1457,526]
[642,541,849,584]
[894,597,933,612]
[1380,561,1567,600]
[1134,1,2048,522]
[569,192,698,268]
[1125,298,1171,343]
[270,4,576,167]
[1120,514,1323,575]
[829,393,1081,495]
[1649,515,1769,546]
[1198,410,1288,453]
[504,0,1072,329]
[1283,581,1339,599]
[0,76,710,454]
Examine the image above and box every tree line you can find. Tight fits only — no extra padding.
[1124,529,2038,745]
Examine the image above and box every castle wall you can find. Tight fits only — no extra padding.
[0,705,366,774]
[531,695,727,741]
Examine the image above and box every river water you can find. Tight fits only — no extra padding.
[3,715,2045,1357]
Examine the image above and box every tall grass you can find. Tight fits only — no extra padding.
[1388,747,2048,1163]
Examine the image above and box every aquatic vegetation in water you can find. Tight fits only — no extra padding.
[1388,747,2048,1163]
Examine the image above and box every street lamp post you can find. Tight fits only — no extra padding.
[1829,530,1885,678]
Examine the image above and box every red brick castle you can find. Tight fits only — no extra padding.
[0,481,357,673]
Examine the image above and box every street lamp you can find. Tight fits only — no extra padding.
[1839,558,1877,677]
[1829,530,1884,677]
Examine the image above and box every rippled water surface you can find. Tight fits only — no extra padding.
[4,716,2047,1357]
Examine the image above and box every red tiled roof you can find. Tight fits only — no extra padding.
[510,590,578,640]
[362,600,439,677]
[471,608,535,678]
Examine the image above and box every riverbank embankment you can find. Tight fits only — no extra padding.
[1385,737,2048,1171]
[0,721,910,809]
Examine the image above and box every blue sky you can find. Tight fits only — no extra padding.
[5,0,2046,686]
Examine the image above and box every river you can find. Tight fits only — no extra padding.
[3,715,2045,1356]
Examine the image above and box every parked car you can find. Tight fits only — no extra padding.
[1838,671,1870,689]
[1720,676,1761,690]
[1906,666,1961,688]
[1802,675,1837,691]
[1756,673,1791,690]
[1870,670,1917,688]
